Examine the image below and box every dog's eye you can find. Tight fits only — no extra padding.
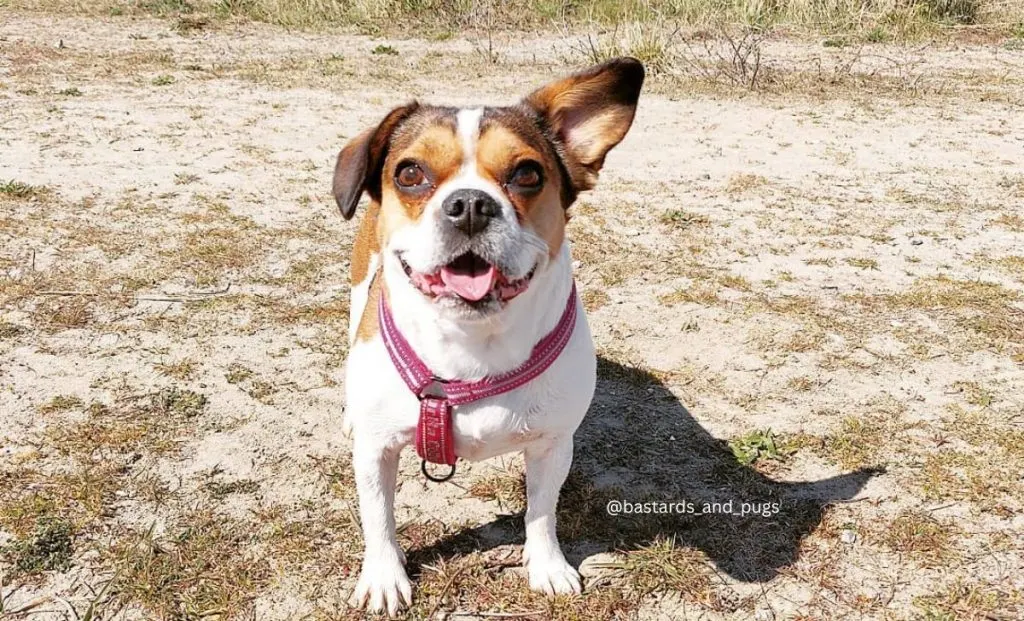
[508,162,543,190]
[395,163,426,188]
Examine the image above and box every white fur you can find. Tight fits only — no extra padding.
[345,107,596,614]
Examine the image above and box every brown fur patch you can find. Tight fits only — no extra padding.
[355,269,382,342]
[476,122,566,257]
[351,200,381,285]
[384,123,462,221]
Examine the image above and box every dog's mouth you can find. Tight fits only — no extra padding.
[400,252,534,304]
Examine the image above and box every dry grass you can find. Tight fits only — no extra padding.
[877,509,959,565]
[468,467,527,513]
[8,0,1023,40]
[105,512,273,619]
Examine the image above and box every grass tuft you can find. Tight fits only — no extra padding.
[107,513,272,619]
[1,179,52,199]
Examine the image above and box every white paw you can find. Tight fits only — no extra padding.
[526,553,582,596]
[348,558,413,616]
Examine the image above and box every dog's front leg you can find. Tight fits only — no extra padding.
[348,439,411,615]
[523,437,582,595]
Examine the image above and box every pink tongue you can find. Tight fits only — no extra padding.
[440,265,498,302]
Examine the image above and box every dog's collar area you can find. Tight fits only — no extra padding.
[378,283,578,482]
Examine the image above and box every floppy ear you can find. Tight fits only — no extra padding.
[332,103,419,220]
[523,57,644,193]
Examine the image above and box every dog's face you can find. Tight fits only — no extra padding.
[333,58,644,321]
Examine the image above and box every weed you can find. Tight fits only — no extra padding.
[729,429,792,466]
[371,44,398,56]
[659,209,710,230]
[225,363,254,384]
[866,26,890,43]
[2,517,75,575]
[153,387,208,418]
[1,179,51,199]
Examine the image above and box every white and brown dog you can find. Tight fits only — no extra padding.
[333,57,644,615]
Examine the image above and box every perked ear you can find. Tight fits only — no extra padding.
[332,103,419,220]
[523,57,644,193]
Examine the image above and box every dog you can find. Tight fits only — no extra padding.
[332,57,644,615]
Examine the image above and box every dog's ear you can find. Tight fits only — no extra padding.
[522,57,644,193]
[332,103,419,220]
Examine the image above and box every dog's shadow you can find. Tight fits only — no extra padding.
[409,356,876,583]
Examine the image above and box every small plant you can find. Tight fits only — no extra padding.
[2,518,75,575]
[153,387,207,418]
[58,86,82,96]
[659,209,710,230]
[1,179,50,199]
[225,363,253,384]
[823,37,848,48]
[866,26,891,43]
[371,44,398,56]
[152,74,176,86]
[729,429,791,466]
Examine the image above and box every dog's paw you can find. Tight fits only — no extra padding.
[526,554,582,596]
[348,559,412,616]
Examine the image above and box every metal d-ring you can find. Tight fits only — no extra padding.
[421,459,456,483]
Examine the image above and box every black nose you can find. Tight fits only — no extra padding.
[442,189,499,237]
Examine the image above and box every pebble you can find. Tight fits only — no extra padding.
[754,608,774,621]
[840,529,857,544]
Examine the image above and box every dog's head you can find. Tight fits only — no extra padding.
[333,58,644,320]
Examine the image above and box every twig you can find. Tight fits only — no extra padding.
[451,612,546,619]
[425,565,466,620]
[1,595,52,617]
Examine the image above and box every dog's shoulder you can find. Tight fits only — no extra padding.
[349,201,382,344]
[351,199,380,285]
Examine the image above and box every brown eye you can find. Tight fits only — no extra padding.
[509,162,543,190]
[396,162,426,188]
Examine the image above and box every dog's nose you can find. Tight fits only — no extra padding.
[442,189,499,237]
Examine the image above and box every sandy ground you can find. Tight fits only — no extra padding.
[2,12,1023,620]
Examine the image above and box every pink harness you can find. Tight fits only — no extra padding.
[378,284,577,482]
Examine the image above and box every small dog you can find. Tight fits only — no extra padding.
[333,57,644,615]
